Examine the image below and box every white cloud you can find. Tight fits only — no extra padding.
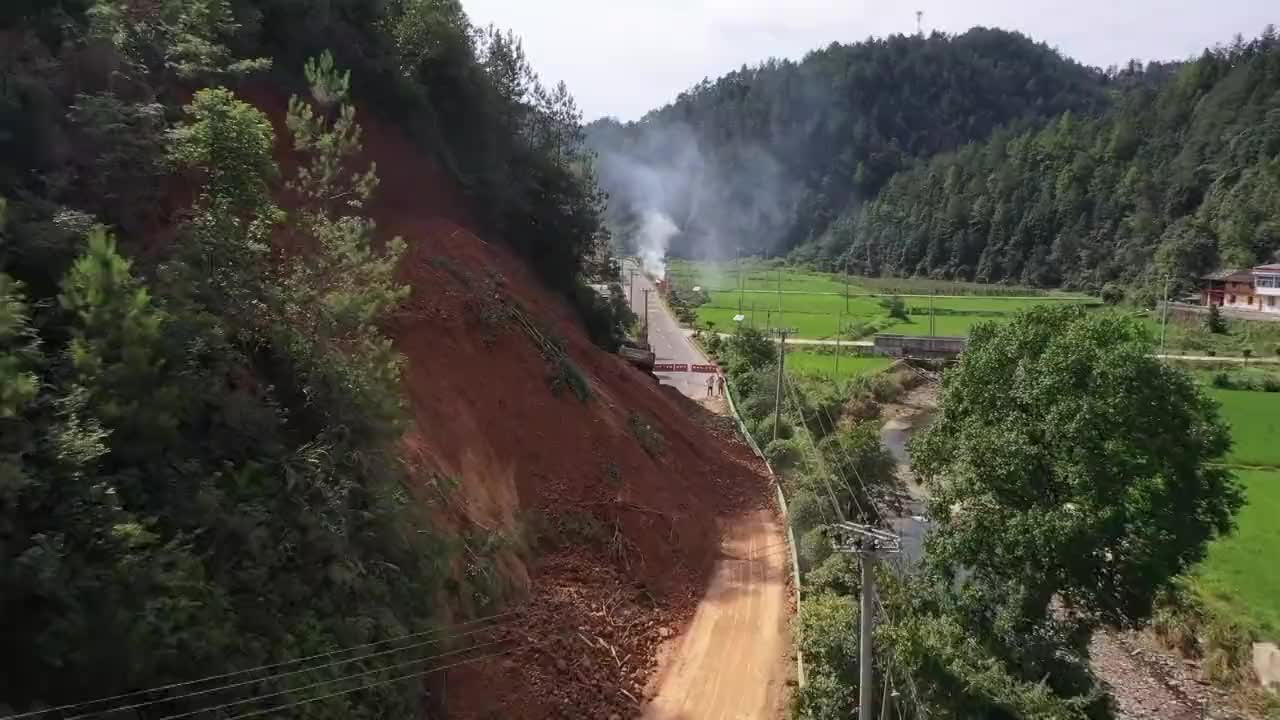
[461,0,1277,120]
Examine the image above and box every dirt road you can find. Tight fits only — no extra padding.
[628,262,792,720]
[642,510,791,720]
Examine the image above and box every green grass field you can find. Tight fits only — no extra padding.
[670,260,1097,340]
[1193,470,1280,636]
[785,351,893,381]
[1210,389,1280,467]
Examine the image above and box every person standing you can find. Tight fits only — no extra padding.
[705,374,715,399]
[717,374,726,398]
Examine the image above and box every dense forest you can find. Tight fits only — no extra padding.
[1,0,616,715]
[586,28,1108,258]
[809,29,1280,295]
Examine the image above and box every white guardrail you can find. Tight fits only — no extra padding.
[723,377,807,688]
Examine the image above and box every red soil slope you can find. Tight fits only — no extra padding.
[243,89,779,718]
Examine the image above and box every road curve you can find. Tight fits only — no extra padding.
[626,262,792,720]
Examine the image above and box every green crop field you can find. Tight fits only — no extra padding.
[1210,389,1280,467]
[668,260,1098,340]
[1193,470,1280,637]
[785,351,893,381]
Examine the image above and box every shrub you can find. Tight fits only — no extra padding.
[1206,303,1226,334]
[879,294,909,321]
[1211,371,1233,389]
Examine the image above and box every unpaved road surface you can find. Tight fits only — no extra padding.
[628,262,791,720]
[642,510,791,720]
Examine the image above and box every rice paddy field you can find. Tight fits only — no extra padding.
[1191,386,1280,638]
[1209,388,1280,468]
[1193,469,1280,637]
[668,260,1098,339]
[784,351,893,381]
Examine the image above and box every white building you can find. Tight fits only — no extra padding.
[1254,263,1280,314]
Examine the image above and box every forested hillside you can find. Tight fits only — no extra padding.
[586,28,1107,257]
[811,29,1280,294]
[0,0,626,714]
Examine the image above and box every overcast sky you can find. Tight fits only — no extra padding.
[460,0,1275,121]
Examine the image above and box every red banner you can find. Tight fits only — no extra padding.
[691,364,720,373]
[653,363,689,372]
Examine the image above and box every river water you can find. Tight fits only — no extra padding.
[879,409,935,565]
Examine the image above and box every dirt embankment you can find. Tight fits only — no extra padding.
[243,88,781,718]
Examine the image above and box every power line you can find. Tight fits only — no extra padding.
[158,637,515,720]
[1,611,519,720]
[69,623,512,720]
[217,642,533,720]
[782,372,851,521]
[811,393,892,528]
[784,372,873,522]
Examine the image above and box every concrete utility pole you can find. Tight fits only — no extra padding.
[629,269,638,308]
[771,328,795,443]
[845,256,851,314]
[1160,275,1171,355]
[737,246,745,312]
[830,522,901,720]
[642,287,652,347]
[835,318,842,377]
[929,289,936,338]
[777,267,784,326]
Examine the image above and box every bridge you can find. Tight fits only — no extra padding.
[872,334,967,360]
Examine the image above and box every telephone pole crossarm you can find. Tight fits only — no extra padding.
[828,521,902,557]
[829,520,901,720]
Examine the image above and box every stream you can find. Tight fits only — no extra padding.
[879,407,935,565]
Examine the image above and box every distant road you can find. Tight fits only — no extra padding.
[692,287,1097,302]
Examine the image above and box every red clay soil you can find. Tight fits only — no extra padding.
[241,87,780,718]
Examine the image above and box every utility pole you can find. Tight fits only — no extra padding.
[835,318,842,377]
[915,10,923,35]
[737,246,744,312]
[642,288,651,347]
[845,256,851,314]
[771,328,795,443]
[629,268,638,308]
[929,289,936,338]
[830,522,901,720]
[1159,274,1171,356]
[777,267,784,326]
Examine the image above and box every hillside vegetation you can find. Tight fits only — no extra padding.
[811,30,1280,293]
[587,28,1106,255]
[0,0,635,715]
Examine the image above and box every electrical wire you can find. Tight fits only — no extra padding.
[157,637,514,720]
[782,372,851,521]
[812,394,890,527]
[0,611,519,720]
[216,642,534,720]
[68,623,511,720]
[784,372,868,521]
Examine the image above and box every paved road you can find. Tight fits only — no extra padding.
[625,261,790,720]
[628,264,724,400]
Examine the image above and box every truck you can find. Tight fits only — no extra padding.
[618,342,656,372]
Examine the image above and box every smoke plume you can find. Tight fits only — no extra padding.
[637,210,678,279]
[587,119,799,267]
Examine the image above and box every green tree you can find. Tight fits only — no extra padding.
[280,52,409,450]
[165,87,283,327]
[1206,302,1227,334]
[914,306,1240,641]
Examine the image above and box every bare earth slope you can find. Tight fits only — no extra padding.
[240,88,790,718]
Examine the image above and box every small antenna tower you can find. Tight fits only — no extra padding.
[916,10,924,35]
